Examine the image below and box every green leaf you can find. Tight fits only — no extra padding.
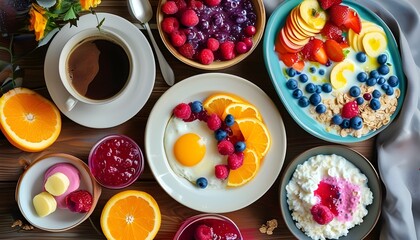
[63,6,77,21]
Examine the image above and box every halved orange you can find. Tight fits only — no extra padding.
[236,118,271,158]
[227,148,260,187]
[222,102,262,121]
[202,93,244,118]
[101,190,161,240]
[0,87,61,152]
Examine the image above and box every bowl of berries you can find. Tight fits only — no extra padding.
[15,153,101,232]
[263,0,406,143]
[157,0,266,70]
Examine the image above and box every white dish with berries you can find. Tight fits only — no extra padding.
[145,73,287,213]
[263,0,406,143]
[15,153,101,232]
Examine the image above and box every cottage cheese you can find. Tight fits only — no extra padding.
[286,154,373,240]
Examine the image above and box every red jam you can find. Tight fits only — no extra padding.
[314,181,340,216]
[88,135,143,189]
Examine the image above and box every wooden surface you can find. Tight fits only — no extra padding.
[0,0,381,239]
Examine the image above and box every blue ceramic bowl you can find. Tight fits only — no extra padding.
[263,0,406,143]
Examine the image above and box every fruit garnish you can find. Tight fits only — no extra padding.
[302,38,328,64]
[222,102,262,121]
[329,5,361,33]
[198,49,215,65]
[330,60,355,89]
[318,0,342,10]
[194,224,213,240]
[101,190,161,240]
[227,152,244,170]
[66,190,93,213]
[324,39,345,62]
[299,0,327,30]
[161,1,179,15]
[0,87,61,152]
[321,21,344,42]
[236,117,271,158]
[341,101,359,119]
[362,32,387,57]
[217,140,235,155]
[215,164,229,180]
[173,103,192,119]
[227,148,259,187]
[202,93,244,118]
[33,192,57,217]
[310,204,334,225]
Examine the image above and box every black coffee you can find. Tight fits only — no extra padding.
[67,38,130,100]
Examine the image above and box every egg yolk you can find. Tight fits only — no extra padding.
[174,133,206,166]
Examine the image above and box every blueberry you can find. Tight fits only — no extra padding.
[215,129,227,141]
[369,98,381,110]
[385,87,394,96]
[315,104,326,114]
[377,77,386,85]
[191,101,203,113]
[356,52,367,63]
[309,93,321,106]
[357,72,368,82]
[196,177,208,189]
[340,119,351,128]
[287,68,297,77]
[381,83,390,91]
[315,85,322,94]
[366,77,377,86]
[298,96,310,107]
[356,97,364,105]
[369,70,379,79]
[299,74,308,83]
[286,79,298,90]
[318,69,325,75]
[292,89,303,99]
[388,75,399,87]
[377,54,388,64]
[349,86,361,97]
[234,141,246,152]
[305,83,316,93]
[224,114,235,127]
[372,89,381,98]
[332,115,343,125]
[321,83,332,93]
[350,116,363,130]
[309,67,316,73]
[378,65,390,75]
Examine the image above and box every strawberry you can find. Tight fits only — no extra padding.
[321,22,344,42]
[304,38,328,65]
[343,9,361,34]
[318,0,342,10]
[329,5,361,33]
[292,60,305,72]
[278,52,298,67]
[324,39,345,62]
[341,101,359,119]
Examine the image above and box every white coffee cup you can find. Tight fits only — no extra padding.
[58,28,133,111]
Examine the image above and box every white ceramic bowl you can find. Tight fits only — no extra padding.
[15,153,101,232]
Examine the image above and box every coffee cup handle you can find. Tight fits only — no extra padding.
[65,97,78,111]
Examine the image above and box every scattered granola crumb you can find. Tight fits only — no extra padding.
[11,220,34,231]
[11,219,23,228]
[259,219,278,235]
[21,224,34,231]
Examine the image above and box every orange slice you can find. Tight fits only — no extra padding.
[202,93,244,118]
[222,102,262,121]
[100,190,161,240]
[0,87,61,152]
[227,148,260,187]
[236,118,271,158]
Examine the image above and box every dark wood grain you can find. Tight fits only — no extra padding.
[0,0,381,239]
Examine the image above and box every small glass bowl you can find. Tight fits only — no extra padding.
[88,134,144,189]
[174,214,242,240]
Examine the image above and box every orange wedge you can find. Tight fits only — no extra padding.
[202,93,244,118]
[100,190,161,240]
[236,118,271,158]
[227,148,260,187]
[222,102,262,121]
[0,88,61,152]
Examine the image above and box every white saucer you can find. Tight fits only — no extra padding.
[44,13,155,128]
[145,73,287,213]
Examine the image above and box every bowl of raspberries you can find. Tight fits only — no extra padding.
[157,0,266,70]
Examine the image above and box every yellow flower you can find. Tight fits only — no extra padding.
[80,0,102,10]
[28,4,47,41]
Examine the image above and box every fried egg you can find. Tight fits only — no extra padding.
[164,117,226,188]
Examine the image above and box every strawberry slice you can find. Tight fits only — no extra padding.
[308,38,328,65]
[321,21,344,42]
[329,5,361,33]
[324,39,345,62]
[278,52,299,67]
[318,0,342,10]
[292,60,305,72]
[343,9,361,34]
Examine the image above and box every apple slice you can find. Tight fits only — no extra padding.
[298,0,327,31]
[285,17,308,41]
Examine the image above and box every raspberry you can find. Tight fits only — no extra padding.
[198,49,214,65]
[235,41,248,54]
[178,43,195,59]
[161,17,179,34]
[180,9,199,27]
[341,101,359,119]
[215,164,229,179]
[194,224,213,240]
[207,38,219,51]
[204,0,221,7]
[161,1,178,15]
[173,0,187,11]
[244,25,256,36]
[207,113,222,131]
[173,103,191,119]
[189,0,204,10]
[227,152,244,170]
[310,204,334,225]
[66,190,93,213]
[170,30,186,47]
[219,41,236,60]
[217,140,234,155]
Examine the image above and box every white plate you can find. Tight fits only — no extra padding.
[44,13,155,128]
[145,73,287,213]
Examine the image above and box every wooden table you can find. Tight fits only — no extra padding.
[0,0,380,239]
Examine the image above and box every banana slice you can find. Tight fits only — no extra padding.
[33,192,57,217]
